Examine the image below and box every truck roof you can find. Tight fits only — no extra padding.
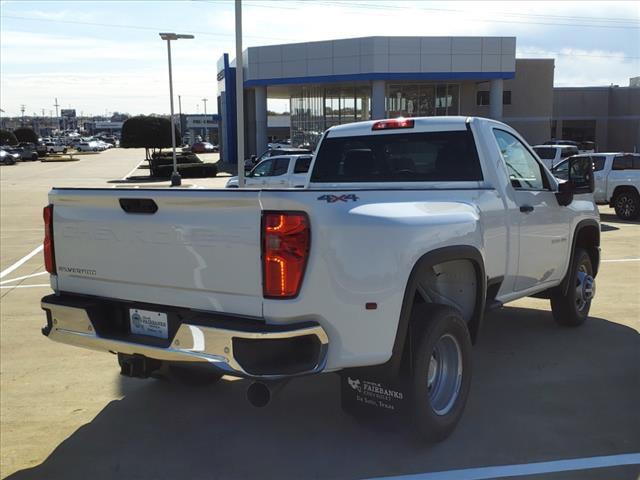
[326,116,480,137]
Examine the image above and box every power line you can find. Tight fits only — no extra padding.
[0,15,290,41]
[287,1,640,29]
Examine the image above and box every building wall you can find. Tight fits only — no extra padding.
[472,59,555,145]
[244,36,516,84]
[553,86,640,152]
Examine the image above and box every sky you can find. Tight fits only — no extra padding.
[0,0,639,117]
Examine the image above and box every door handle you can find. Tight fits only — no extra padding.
[520,205,534,213]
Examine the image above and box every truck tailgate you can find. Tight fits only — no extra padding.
[50,188,263,317]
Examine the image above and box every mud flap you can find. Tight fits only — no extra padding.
[340,370,411,417]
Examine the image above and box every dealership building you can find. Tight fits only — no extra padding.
[216,36,639,163]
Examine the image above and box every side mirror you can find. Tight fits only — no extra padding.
[568,156,595,194]
[555,156,594,206]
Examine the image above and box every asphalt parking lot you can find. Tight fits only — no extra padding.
[0,148,638,479]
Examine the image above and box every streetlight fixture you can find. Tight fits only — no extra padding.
[159,32,194,187]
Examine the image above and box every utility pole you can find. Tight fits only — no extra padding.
[202,98,208,115]
[20,105,25,126]
[53,98,60,131]
[178,95,183,140]
[235,0,245,187]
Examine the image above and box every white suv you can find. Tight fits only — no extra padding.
[553,153,640,220]
[533,144,580,169]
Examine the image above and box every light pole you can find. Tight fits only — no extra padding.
[202,98,208,141]
[178,95,183,141]
[235,0,245,187]
[159,32,194,187]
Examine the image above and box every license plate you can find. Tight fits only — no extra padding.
[129,309,168,339]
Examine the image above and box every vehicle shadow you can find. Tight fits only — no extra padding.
[600,223,619,232]
[7,307,640,480]
[599,212,639,225]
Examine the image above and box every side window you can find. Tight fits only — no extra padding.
[552,159,569,180]
[493,129,545,190]
[612,156,632,170]
[294,156,312,173]
[252,159,273,177]
[633,156,640,169]
[272,158,289,176]
[592,156,606,172]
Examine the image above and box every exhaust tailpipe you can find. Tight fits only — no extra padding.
[247,380,288,407]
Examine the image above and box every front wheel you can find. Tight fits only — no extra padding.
[409,304,472,442]
[550,248,594,326]
[613,190,640,220]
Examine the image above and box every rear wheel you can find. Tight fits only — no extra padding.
[550,248,594,326]
[409,304,472,442]
[613,190,640,220]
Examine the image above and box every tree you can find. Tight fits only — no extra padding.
[120,115,181,164]
[111,112,130,122]
[0,129,18,146]
[13,127,38,144]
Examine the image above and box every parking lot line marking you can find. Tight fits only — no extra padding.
[0,271,48,285]
[0,245,44,279]
[602,258,640,263]
[0,284,51,290]
[122,160,145,180]
[371,453,640,480]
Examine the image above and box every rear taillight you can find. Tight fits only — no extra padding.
[43,204,56,274]
[372,118,414,130]
[262,212,310,298]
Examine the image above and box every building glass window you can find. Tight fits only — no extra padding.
[386,83,458,117]
[290,85,371,149]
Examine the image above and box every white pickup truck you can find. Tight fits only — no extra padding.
[41,117,600,441]
[226,154,312,188]
[552,152,640,220]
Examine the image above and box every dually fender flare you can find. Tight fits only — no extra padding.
[558,218,601,296]
[384,245,487,376]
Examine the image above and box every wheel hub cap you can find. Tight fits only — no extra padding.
[426,334,463,416]
[576,268,595,311]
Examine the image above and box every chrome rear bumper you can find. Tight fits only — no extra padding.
[41,295,328,379]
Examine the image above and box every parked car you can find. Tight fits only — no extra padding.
[190,142,216,153]
[40,116,600,442]
[268,139,292,149]
[0,149,19,165]
[244,147,312,171]
[226,154,312,188]
[532,144,579,169]
[44,143,68,154]
[76,141,103,152]
[552,152,640,219]
[7,144,39,161]
[544,139,595,154]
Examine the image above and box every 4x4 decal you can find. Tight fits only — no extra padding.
[317,194,359,203]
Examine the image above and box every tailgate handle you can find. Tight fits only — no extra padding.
[119,198,158,214]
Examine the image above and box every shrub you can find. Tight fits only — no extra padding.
[120,115,181,163]
[12,127,38,144]
[0,129,18,146]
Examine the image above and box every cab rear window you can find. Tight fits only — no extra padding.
[311,130,483,183]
